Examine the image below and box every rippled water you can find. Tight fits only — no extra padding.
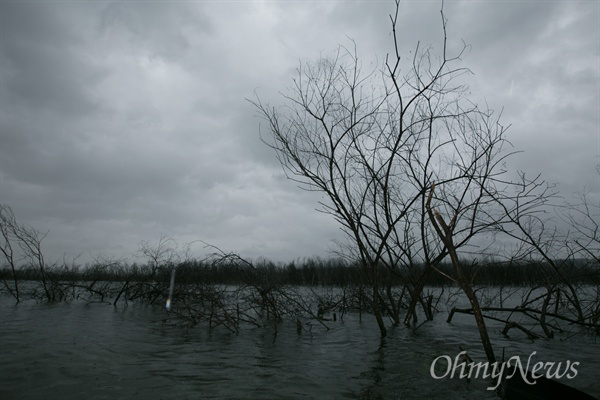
[1,290,599,400]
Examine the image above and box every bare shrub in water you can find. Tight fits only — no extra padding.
[250,0,553,339]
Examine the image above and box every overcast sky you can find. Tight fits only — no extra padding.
[1,1,598,265]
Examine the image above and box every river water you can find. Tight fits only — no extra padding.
[1,289,599,400]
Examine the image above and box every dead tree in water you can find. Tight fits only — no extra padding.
[0,205,20,302]
[250,0,541,337]
[0,204,51,302]
[426,183,496,364]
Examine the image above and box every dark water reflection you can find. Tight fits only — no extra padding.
[1,295,598,400]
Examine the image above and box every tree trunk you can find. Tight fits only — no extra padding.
[460,283,496,364]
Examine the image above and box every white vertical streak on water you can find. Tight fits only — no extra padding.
[166,268,176,310]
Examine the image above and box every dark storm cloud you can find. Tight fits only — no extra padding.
[0,1,597,264]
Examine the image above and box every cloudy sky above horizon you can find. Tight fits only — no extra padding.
[1,1,598,265]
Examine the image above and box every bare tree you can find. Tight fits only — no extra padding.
[0,204,52,302]
[0,205,21,302]
[138,234,179,278]
[250,1,550,339]
[562,187,600,264]
[125,234,180,304]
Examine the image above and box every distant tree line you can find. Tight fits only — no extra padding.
[2,256,598,287]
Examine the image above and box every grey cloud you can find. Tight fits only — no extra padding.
[0,1,596,264]
[97,1,212,62]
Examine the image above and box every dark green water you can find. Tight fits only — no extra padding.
[1,290,598,400]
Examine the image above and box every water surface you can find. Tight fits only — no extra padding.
[1,292,598,399]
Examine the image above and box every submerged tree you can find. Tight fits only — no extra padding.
[0,204,21,302]
[250,0,550,343]
[0,204,51,302]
